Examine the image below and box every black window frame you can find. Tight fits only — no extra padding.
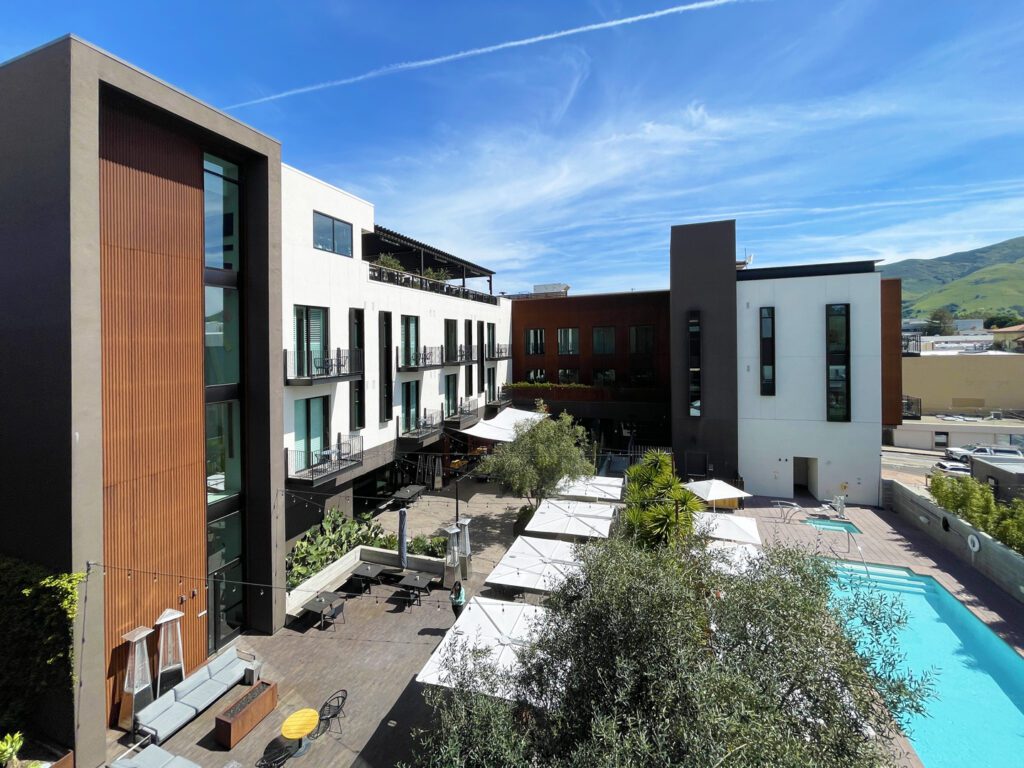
[378,312,393,421]
[592,326,615,355]
[558,368,579,384]
[629,325,654,354]
[526,328,545,355]
[826,303,851,422]
[688,311,701,417]
[760,307,776,396]
[557,327,580,356]
[312,211,354,257]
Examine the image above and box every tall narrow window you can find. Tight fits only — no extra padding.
[592,327,615,355]
[313,211,353,257]
[294,396,329,470]
[826,304,851,422]
[401,381,419,434]
[445,374,458,416]
[760,307,775,396]
[526,328,545,355]
[465,364,474,397]
[445,319,458,361]
[379,312,393,420]
[486,367,497,401]
[557,327,579,355]
[350,381,365,430]
[400,315,419,366]
[293,306,328,377]
[204,155,240,271]
[206,401,242,504]
[486,323,496,357]
[688,311,701,417]
[465,320,474,361]
[629,325,654,354]
[205,287,240,385]
[478,321,485,391]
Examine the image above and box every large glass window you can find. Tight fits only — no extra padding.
[293,305,328,377]
[402,381,419,434]
[629,325,654,354]
[205,287,240,386]
[445,374,458,416]
[207,511,242,573]
[526,328,545,355]
[401,315,419,366]
[688,311,701,417]
[826,304,851,422]
[592,327,615,355]
[294,396,329,470]
[486,367,497,401]
[760,307,776,397]
[557,327,579,355]
[313,211,353,257]
[487,323,496,357]
[204,154,240,271]
[206,401,242,504]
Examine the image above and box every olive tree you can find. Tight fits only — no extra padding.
[411,538,930,768]
[480,406,593,510]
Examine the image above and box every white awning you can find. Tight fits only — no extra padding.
[416,597,546,698]
[684,479,752,503]
[456,407,547,442]
[707,540,763,575]
[555,474,625,502]
[485,536,580,594]
[694,512,762,546]
[524,499,617,540]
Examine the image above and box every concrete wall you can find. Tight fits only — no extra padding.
[889,480,1024,605]
[893,420,1024,451]
[736,272,882,505]
[903,354,1024,412]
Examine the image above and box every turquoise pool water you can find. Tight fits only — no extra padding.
[833,562,1024,767]
[805,518,862,534]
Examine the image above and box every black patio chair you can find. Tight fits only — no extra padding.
[310,688,348,740]
[255,738,299,768]
[322,600,345,631]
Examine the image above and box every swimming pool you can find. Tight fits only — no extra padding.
[804,518,862,534]
[833,562,1024,767]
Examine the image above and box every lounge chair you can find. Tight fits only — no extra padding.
[109,743,200,768]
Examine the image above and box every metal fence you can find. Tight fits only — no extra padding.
[286,435,364,481]
[368,263,499,305]
[285,348,364,380]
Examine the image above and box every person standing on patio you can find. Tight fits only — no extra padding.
[449,581,467,618]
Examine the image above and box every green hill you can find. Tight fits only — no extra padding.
[880,236,1024,317]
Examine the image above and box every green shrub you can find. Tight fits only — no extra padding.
[374,253,404,271]
[286,509,393,588]
[422,267,452,282]
[930,473,1024,555]
[505,381,592,390]
[0,558,85,734]
[0,731,23,767]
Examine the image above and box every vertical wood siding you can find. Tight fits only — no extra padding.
[100,103,208,724]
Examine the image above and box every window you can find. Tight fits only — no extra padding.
[293,305,327,377]
[465,320,474,360]
[934,431,949,449]
[630,369,654,386]
[486,367,497,402]
[349,308,364,351]
[592,327,615,355]
[350,381,365,430]
[379,312,393,420]
[487,323,496,357]
[204,154,240,271]
[465,364,474,397]
[558,368,579,384]
[400,315,419,367]
[478,321,486,391]
[557,327,579,355]
[527,368,547,383]
[207,511,242,573]
[688,311,701,417]
[630,325,654,354]
[760,307,775,396]
[313,211,353,257]
[445,319,458,361]
[445,374,458,416]
[526,328,545,355]
[294,396,329,471]
[205,287,240,386]
[593,368,616,386]
[206,401,242,503]
[826,304,850,422]
[401,381,419,434]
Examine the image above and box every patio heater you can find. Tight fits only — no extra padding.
[117,626,154,731]
[154,608,185,697]
[456,517,473,579]
[443,524,461,589]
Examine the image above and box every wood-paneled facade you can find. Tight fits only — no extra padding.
[100,103,208,724]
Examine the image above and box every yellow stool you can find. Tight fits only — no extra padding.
[281,707,319,757]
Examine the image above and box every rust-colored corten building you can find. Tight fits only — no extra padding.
[509,290,672,445]
[0,37,282,765]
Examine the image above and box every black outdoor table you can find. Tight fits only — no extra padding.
[302,591,343,629]
[392,484,427,503]
[398,571,435,606]
[351,562,386,594]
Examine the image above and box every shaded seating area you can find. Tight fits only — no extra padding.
[523,499,617,541]
[109,743,200,768]
[484,536,580,595]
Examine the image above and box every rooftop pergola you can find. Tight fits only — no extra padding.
[363,225,496,294]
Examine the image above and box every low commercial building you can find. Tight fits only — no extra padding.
[970,456,1024,504]
[902,353,1024,414]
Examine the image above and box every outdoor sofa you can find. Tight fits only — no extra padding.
[135,647,253,744]
[109,743,200,768]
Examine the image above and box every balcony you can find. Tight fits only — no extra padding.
[485,388,513,417]
[902,333,921,357]
[368,263,499,306]
[444,397,481,430]
[902,395,922,421]
[286,435,364,486]
[443,344,478,366]
[285,348,363,386]
[485,343,512,360]
[398,409,443,451]
[398,345,445,371]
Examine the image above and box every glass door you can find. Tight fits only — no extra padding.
[208,560,244,653]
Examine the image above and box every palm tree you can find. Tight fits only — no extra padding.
[622,451,703,548]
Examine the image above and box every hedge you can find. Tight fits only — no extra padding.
[930,473,1024,556]
[0,557,84,733]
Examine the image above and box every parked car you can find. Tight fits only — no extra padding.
[931,460,972,477]
[945,443,1024,463]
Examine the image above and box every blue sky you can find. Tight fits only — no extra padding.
[6,0,1024,294]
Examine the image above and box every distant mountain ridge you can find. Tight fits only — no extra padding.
[880,236,1024,318]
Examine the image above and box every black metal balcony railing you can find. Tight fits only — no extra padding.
[402,408,443,438]
[486,343,512,359]
[902,333,921,356]
[902,395,922,421]
[444,344,479,364]
[285,348,364,382]
[490,388,512,405]
[368,263,499,305]
[398,345,444,369]
[286,435,364,483]
[460,397,479,415]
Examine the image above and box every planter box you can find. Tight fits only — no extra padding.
[214,680,278,749]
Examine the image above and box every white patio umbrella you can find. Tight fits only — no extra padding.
[485,536,580,594]
[555,474,625,503]
[684,479,752,511]
[524,499,617,541]
[693,511,762,546]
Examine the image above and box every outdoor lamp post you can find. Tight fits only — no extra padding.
[443,524,461,589]
[118,626,155,731]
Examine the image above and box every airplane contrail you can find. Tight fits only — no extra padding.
[226,0,749,109]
